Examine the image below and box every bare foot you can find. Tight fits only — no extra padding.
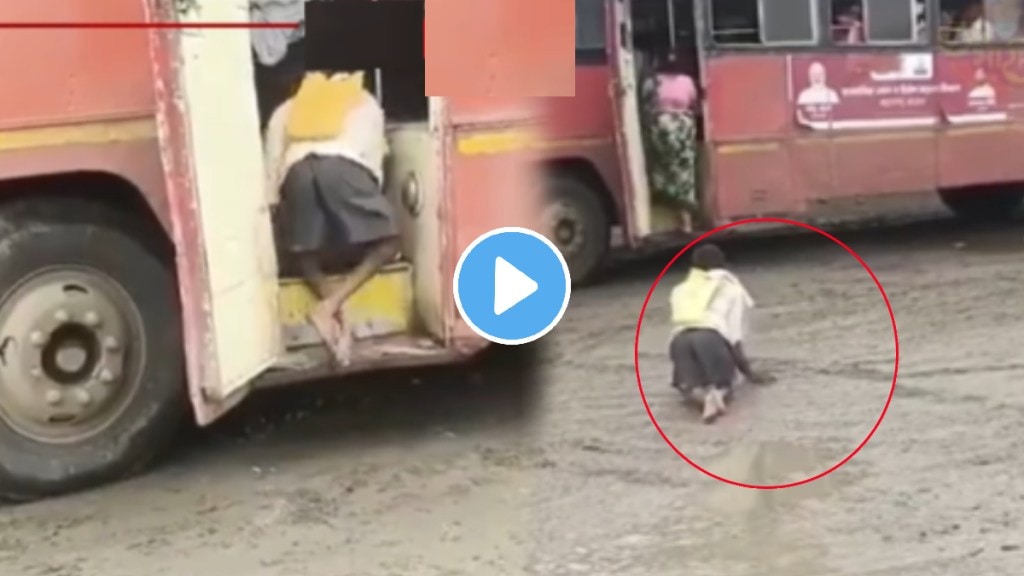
[702,389,726,424]
[309,304,344,365]
[701,393,720,424]
[331,311,353,366]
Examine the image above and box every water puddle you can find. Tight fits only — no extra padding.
[693,441,853,575]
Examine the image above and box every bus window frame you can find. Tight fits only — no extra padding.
[832,0,930,47]
[577,0,609,64]
[937,0,1024,49]
[699,0,945,54]
[702,0,823,51]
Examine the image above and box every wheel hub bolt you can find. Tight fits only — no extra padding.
[75,389,92,406]
[54,309,70,323]
[98,368,115,383]
[103,336,119,352]
[29,331,46,347]
[83,311,101,327]
[45,389,62,405]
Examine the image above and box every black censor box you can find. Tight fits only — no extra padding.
[305,0,424,72]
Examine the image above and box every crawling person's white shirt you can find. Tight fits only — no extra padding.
[698,269,755,346]
[263,89,388,206]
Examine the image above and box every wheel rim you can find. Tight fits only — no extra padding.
[544,200,585,261]
[0,267,145,444]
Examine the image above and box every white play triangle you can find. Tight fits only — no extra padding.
[493,256,538,315]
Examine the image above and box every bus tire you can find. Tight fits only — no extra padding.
[0,213,185,501]
[544,173,611,285]
[939,186,1024,222]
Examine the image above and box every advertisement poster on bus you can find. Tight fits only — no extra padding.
[939,54,1011,125]
[790,53,943,130]
[789,52,1024,130]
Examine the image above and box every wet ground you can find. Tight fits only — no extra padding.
[4,217,1024,575]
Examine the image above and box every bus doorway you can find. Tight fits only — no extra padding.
[628,0,705,235]
[258,0,446,375]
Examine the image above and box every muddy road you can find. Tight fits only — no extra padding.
[4,218,1024,575]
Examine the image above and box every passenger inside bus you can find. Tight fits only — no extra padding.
[832,1,866,43]
[942,0,1024,42]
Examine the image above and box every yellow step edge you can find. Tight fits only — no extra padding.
[278,263,414,339]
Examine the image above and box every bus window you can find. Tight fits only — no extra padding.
[762,0,819,43]
[832,0,928,44]
[710,0,818,46]
[577,0,607,62]
[940,0,1024,44]
[711,0,761,44]
[634,0,671,52]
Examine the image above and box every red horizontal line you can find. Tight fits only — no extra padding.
[0,22,300,29]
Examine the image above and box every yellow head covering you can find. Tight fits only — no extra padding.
[670,268,720,327]
[286,71,368,142]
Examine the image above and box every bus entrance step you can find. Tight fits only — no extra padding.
[263,335,454,381]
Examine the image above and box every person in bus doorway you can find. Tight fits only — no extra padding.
[639,50,699,232]
[264,70,399,365]
[668,244,773,423]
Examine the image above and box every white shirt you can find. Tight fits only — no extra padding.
[969,83,996,102]
[672,269,754,345]
[959,19,994,42]
[263,91,389,206]
[797,85,840,106]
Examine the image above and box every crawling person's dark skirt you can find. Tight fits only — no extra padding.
[668,328,737,400]
[276,154,397,262]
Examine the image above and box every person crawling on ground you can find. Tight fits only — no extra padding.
[264,70,399,365]
[667,243,774,423]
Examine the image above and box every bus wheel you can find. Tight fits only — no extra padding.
[544,173,611,285]
[0,216,184,501]
[939,186,1024,222]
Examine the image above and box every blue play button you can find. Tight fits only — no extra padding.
[454,227,571,345]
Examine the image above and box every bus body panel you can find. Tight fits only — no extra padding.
[445,96,543,350]
[537,66,625,231]
[144,0,243,425]
[703,54,816,219]
[608,0,652,238]
[0,2,171,230]
[382,111,445,342]
[0,2,155,131]
[939,123,1024,188]
[171,1,280,408]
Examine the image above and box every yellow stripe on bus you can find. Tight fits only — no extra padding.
[456,129,611,156]
[0,118,157,152]
[716,141,780,154]
[457,130,534,155]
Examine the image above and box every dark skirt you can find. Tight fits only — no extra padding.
[669,328,737,391]
[279,155,398,255]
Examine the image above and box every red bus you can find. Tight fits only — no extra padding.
[542,0,1024,282]
[0,0,541,500]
